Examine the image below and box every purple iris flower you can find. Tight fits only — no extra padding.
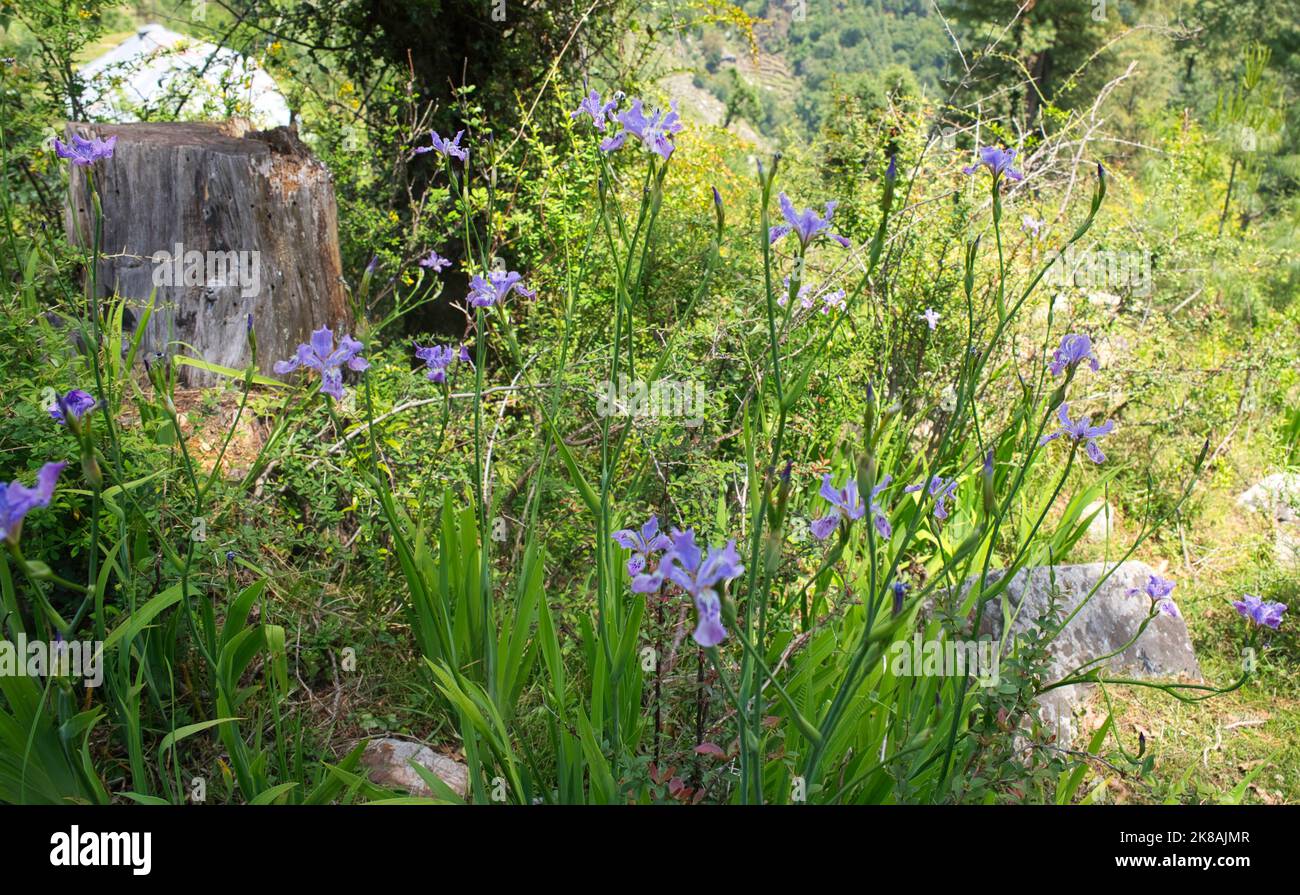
[868,475,893,539]
[414,129,468,162]
[1039,403,1114,464]
[273,326,369,400]
[419,250,451,273]
[612,515,673,591]
[921,308,940,330]
[1128,574,1179,618]
[599,98,683,160]
[53,133,117,166]
[661,528,743,647]
[810,474,866,540]
[1048,333,1100,377]
[904,474,959,521]
[820,289,847,315]
[468,270,535,307]
[414,344,464,384]
[891,581,909,615]
[571,89,620,132]
[778,276,816,310]
[50,389,96,424]
[962,146,1023,182]
[1022,214,1043,238]
[769,193,851,248]
[0,461,66,545]
[1233,594,1287,630]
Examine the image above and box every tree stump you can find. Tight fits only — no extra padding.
[63,120,351,386]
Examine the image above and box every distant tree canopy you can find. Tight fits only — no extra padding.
[945,0,1119,131]
[725,0,950,130]
[1182,0,1300,86]
[226,0,631,132]
[722,68,760,128]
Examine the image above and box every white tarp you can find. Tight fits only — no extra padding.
[78,24,291,128]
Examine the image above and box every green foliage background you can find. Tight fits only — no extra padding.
[0,0,1297,804]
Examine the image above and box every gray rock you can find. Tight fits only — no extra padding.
[1237,473,1300,566]
[1236,472,1300,515]
[1081,500,1115,542]
[361,737,468,800]
[951,561,1201,746]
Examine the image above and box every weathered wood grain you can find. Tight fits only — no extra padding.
[64,120,351,386]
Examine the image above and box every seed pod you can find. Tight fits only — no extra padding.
[81,452,102,491]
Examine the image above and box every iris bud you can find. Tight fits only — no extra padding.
[981,449,996,517]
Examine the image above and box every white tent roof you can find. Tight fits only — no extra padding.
[78,24,291,128]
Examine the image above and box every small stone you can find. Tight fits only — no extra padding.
[1276,528,1300,566]
[361,737,468,800]
[1082,500,1114,541]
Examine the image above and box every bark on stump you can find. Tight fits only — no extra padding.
[63,120,350,386]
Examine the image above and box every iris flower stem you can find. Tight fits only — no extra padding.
[935,176,1121,794]
[472,304,495,698]
[74,486,102,641]
[1046,670,1250,702]
[592,157,673,762]
[933,448,1077,792]
[783,540,844,629]
[931,183,1022,792]
[603,165,720,514]
[79,171,134,649]
[161,358,222,678]
[59,168,169,794]
[784,162,906,789]
[591,157,658,759]
[6,542,72,633]
[199,358,257,501]
[833,168,1105,786]
[63,490,104,636]
[727,622,822,746]
[791,167,904,791]
[734,159,803,802]
[447,143,497,702]
[992,183,1007,321]
[805,166,1103,792]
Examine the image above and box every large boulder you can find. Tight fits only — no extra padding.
[955,561,1201,746]
[361,737,469,801]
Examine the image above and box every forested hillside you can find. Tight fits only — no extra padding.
[0,0,1296,827]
